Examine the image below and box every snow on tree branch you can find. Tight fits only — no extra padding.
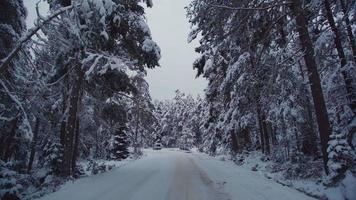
[0,5,74,74]
[206,1,292,11]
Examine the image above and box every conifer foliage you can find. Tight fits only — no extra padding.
[0,0,355,199]
[185,0,356,187]
[111,126,130,160]
[0,0,160,197]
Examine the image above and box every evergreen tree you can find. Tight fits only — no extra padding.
[0,161,20,200]
[111,126,130,160]
[39,139,63,176]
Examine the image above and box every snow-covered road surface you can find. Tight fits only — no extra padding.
[38,149,316,200]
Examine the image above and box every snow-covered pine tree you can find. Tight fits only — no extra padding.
[111,125,130,160]
[326,105,356,184]
[152,91,203,150]
[36,139,63,176]
[0,161,21,200]
[101,101,130,160]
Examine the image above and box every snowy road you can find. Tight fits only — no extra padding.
[38,149,315,200]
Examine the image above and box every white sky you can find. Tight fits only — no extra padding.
[24,0,207,100]
[145,0,207,100]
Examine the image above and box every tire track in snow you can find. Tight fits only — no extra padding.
[166,152,230,200]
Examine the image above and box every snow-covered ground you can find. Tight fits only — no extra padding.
[213,151,356,200]
[37,149,316,200]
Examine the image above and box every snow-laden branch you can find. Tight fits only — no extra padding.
[207,2,291,11]
[0,5,74,74]
[0,78,33,139]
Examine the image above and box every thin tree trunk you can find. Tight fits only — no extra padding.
[262,116,270,154]
[71,116,80,175]
[134,100,140,153]
[290,0,332,174]
[59,74,69,148]
[294,127,301,152]
[256,104,265,153]
[243,128,251,147]
[27,117,40,173]
[324,0,356,112]
[230,129,239,154]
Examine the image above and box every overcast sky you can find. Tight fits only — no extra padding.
[145,0,207,100]
[24,0,206,100]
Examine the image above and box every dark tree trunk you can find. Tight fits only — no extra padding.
[262,115,270,154]
[71,117,80,175]
[60,72,69,147]
[60,119,66,147]
[230,129,239,154]
[243,128,251,147]
[302,97,319,157]
[324,0,356,112]
[339,0,356,61]
[134,100,140,154]
[298,61,319,157]
[3,116,18,162]
[290,0,332,174]
[27,117,40,173]
[294,128,301,152]
[63,67,84,177]
[256,104,265,153]
[269,124,277,145]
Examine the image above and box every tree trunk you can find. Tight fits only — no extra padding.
[63,67,84,177]
[60,93,67,147]
[60,119,66,147]
[256,104,265,153]
[134,100,140,154]
[324,0,356,112]
[298,60,319,157]
[339,0,356,61]
[243,128,251,147]
[71,117,80,175]
[294,128,301,152]
[27,117,40,173]
[230,129,239,154]
[302,98,319,157]
[290,0,332,174]
[262,115,270,154]
[2,116,18,161]
[60,71,69,147]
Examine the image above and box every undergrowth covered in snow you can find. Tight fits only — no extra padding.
[6,156,136,200]
[214,151,356,200]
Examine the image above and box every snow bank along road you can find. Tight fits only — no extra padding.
[38,149,316,200]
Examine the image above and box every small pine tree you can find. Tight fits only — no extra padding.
[40,139,63,176]
[0,161,21,200]
[111,126,129,160]
[327,106,356,184]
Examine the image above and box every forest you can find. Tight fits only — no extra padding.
[0,0,355,200]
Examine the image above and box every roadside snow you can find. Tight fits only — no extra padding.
[191,152,316,200]
[207,150,356,200]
